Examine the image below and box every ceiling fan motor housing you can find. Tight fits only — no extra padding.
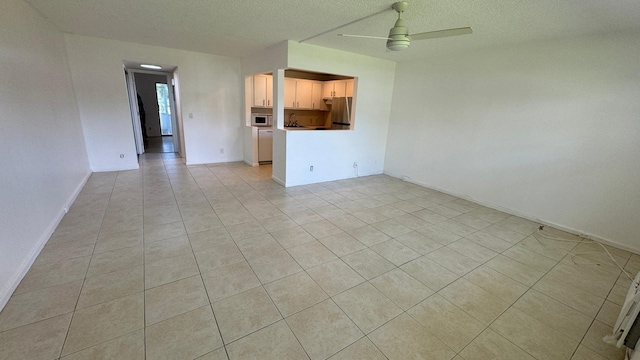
[387,18,410,51]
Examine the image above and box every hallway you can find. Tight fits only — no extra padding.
[145,136,174,153]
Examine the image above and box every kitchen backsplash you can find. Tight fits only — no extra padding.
[285,110,328,127]
[250,108,330,127]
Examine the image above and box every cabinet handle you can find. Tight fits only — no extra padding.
[263,99,265,106]
[297,102,299,108]
[267,100,270,106]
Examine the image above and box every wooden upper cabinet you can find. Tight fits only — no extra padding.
[296,80,313,109]
[311,82,324,110]
[253,75,273,107]
[322,79,354,98]
[333,81,347,98]
[284,78,296,109]
[283,78,324,110]
[345,80,354,97]
[322,81,335,98]
[254,75,351,110]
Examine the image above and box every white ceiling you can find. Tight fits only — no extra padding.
[26,0,640,62]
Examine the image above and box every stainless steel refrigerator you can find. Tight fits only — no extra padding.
[330,97,352,130]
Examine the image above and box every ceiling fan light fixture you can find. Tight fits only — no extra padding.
[387,19,410,51]
[335,1,471,52]
[386,38,410,51]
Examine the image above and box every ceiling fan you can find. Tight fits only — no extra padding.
[338,1,472,51]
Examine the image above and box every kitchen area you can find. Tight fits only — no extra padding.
[247,70,356,165]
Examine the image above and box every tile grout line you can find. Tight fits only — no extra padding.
[184,161,234,359]
[142,157,151,360]
[56,173,116,359]
[28,158,632,360]
[453,236,607,360]
[570,254,634,359]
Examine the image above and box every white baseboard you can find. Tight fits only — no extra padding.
[271,175,285,186]
[91,163,139,172]
[244,159,258,167]
[0,171,92,311]
[185,158,244,166]
[383,171,640,255]
[356,169,384,178]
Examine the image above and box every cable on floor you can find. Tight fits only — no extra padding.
[533,226,636,283]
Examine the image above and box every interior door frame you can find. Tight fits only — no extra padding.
[125,67,182,157]
[166,75,181,156]
[124,69,145,155]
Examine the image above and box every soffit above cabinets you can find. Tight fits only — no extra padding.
[285,69,352,82]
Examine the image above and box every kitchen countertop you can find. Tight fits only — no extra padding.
[285,126,330,130]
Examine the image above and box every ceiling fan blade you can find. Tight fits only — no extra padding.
[338,34,391,41]
[299,5,393,43]
[408,27,472,41]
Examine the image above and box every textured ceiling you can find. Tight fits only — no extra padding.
[25,0,640,62]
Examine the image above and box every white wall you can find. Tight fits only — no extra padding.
[241,41,396,187]
[65,34,243,169]
[284,42,396,186]
[241,42,289,171]
[134,73,166,137]
[0,0,91,309]
[385,32,640,252]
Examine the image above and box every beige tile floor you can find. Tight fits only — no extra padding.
[1,153,638,360]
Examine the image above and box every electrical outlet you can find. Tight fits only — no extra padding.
[310,165,314,172]
[120,154,125,159]
[220,148,224,154]
[353,162,358,168]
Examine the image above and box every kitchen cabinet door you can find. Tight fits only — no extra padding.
[322,81,335,98]
[284,78,296,109]
[333,81,348,97]
[253,75,273,107]
[253,75,267,107]
[323,80,348,98]
[345,79,354,97]
[296,80,313,109]
[266,76,273,107]
[311,82,324,110]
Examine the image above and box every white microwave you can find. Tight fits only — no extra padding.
[251,113,272,127]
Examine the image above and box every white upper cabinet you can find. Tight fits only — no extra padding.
[253,75,273,107]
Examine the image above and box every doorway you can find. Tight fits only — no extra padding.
[124,66,182,156]
[156,83,173,136]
